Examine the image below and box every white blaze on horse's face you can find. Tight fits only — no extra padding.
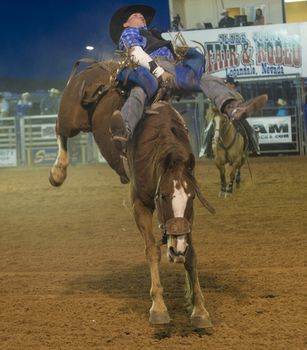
[168,179,190,262]
[214,116,221,143]
[172,180,189,217]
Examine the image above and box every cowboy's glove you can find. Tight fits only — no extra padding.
[160,71,173,82]
[158,71,173,89]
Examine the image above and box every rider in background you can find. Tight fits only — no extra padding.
[108,4,267,152]
[202,76,260,157]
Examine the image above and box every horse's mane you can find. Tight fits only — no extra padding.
[131,101,193,179]
[136,102,190,150]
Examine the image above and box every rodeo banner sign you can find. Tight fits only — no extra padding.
[248,116,292,144]
[165,22,306,78]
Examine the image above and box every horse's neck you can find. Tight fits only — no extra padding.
[131,107,190,192]
[217,118,236,139]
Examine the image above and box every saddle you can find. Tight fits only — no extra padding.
[79,61,121,108]
[73,58,171,112]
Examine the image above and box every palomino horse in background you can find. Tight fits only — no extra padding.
[49,62,215,328]
[212,112,248,196]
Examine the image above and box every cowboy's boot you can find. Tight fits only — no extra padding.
[237,119,260,156]
[109,110,132,154]
[223,94,268,120]
[239,119,261,155]
[203,122,215,158]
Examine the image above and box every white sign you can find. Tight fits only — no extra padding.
[248,116,292,144]
[0,149,17,167]
[41,124,56,139]
[164,22,304,78]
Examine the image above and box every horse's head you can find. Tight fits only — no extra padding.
[155,152,214,263]
[213,113,229,144]
[155,153,195,263]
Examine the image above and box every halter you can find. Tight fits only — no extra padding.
[154,171,215,245]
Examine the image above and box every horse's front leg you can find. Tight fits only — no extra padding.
[215,162,226,196]
[235,169,241,187]
[184,244,212,328]
[228,162,240,194]
[133,198,170,324]
[227,166,235,194]
[49,134,69,187]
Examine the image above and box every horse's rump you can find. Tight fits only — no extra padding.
[55,60,126,179]
[57,61,120,137]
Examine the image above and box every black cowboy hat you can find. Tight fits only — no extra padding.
[109,4,155,44]
[225,76,239,86]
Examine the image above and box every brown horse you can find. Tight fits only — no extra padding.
[49,61,128,186]
[49,63,215,328]
[212,112,247,196]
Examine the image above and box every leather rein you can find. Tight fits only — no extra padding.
[216,117,239,151]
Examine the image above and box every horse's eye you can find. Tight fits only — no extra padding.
[187,191,195,200]
[161,193,172,200]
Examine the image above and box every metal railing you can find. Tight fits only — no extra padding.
[0,114,100,167]
[0,103,306,168]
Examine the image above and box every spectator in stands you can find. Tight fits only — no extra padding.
[276,98,289,116]
[218,9,235,28]
[254,8,264,26]
[16,92,33,117]
[0,94,9,118]
[40,88,61,115]
[171,14,184,31]
[15,92,33,165]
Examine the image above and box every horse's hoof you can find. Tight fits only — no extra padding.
[49,172,63,187]
[149,310,171,325]
[120,175,130,184]
[191,315,213,329]
[49,167,67,187]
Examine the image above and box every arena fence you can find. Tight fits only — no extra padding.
[0,104,305,167]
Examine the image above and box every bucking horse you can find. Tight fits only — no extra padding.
[49,60,215,328]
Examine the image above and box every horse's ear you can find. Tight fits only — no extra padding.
[186,153,195,171]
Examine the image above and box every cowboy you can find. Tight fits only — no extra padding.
[108,4,267,151]
[203,76,260,157]
[40,88,61,115]
[218,9,235,28]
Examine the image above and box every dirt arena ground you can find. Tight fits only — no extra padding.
[0,155,306,350]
